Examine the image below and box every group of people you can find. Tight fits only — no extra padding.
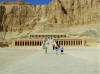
[43,37,64,55]
[52,43,64,55]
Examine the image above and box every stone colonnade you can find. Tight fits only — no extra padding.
[14,39,84,47]
[14,40,43,46]
[55,39,84,46]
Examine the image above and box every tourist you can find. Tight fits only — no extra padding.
[43,37,48,54]
[57,43,61,55]
[52,44,55,50]
[52,42,56,50]
[43,45,48,54]
[60,46,64,55]
[55,45,59,55]
[45,46,48,54]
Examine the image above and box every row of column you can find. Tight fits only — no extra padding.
[15,40,43,46]
[30,35,66,38]
[55,40,83,46]
[14,39,83,47]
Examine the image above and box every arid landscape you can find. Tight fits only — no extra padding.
[0,0,100,74]
[0,0,100,45]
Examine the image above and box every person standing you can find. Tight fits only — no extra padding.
[43,37,48,54]
[60,46,64,55]
[45,46,48,54]
[55,45,59,55]
[52,44,55,50]
[43,44,48,54]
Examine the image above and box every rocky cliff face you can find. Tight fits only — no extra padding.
[0,0,100,32]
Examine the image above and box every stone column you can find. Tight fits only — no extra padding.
[39,41,40,46]
[40,41,42,46]
[59,40,61,45]
[35,41,36,46]
[61,40,63,46]
[18,41,20,46]
[78,40,80,46]
[82,40,84,46]
[63,40,65,46]
[33,41,34,46]
[63,40,64,46]
[67,41,69,46]
[23,41,24,46]
[69,40,70,46]
[28,40,30,46]
[81,40,83,46]
[76,40,78,46]
[14,41,16,47]
[70,40,73,46]
[74,40,76,46]
[65,41,67,46]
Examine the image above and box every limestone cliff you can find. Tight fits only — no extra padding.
[0,0,100,32]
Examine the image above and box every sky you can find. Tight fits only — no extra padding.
[0,0,52,5]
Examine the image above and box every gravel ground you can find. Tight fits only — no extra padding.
[0,47,100,74]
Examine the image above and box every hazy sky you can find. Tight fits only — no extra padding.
[0,0,52,5]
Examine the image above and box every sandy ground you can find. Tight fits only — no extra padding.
[0,47,100,74]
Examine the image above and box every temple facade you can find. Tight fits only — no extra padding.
[10,33,86,48]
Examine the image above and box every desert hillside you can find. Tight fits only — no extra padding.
[0,0,100,42]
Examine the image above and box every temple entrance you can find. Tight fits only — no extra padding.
[42,37,56,50]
